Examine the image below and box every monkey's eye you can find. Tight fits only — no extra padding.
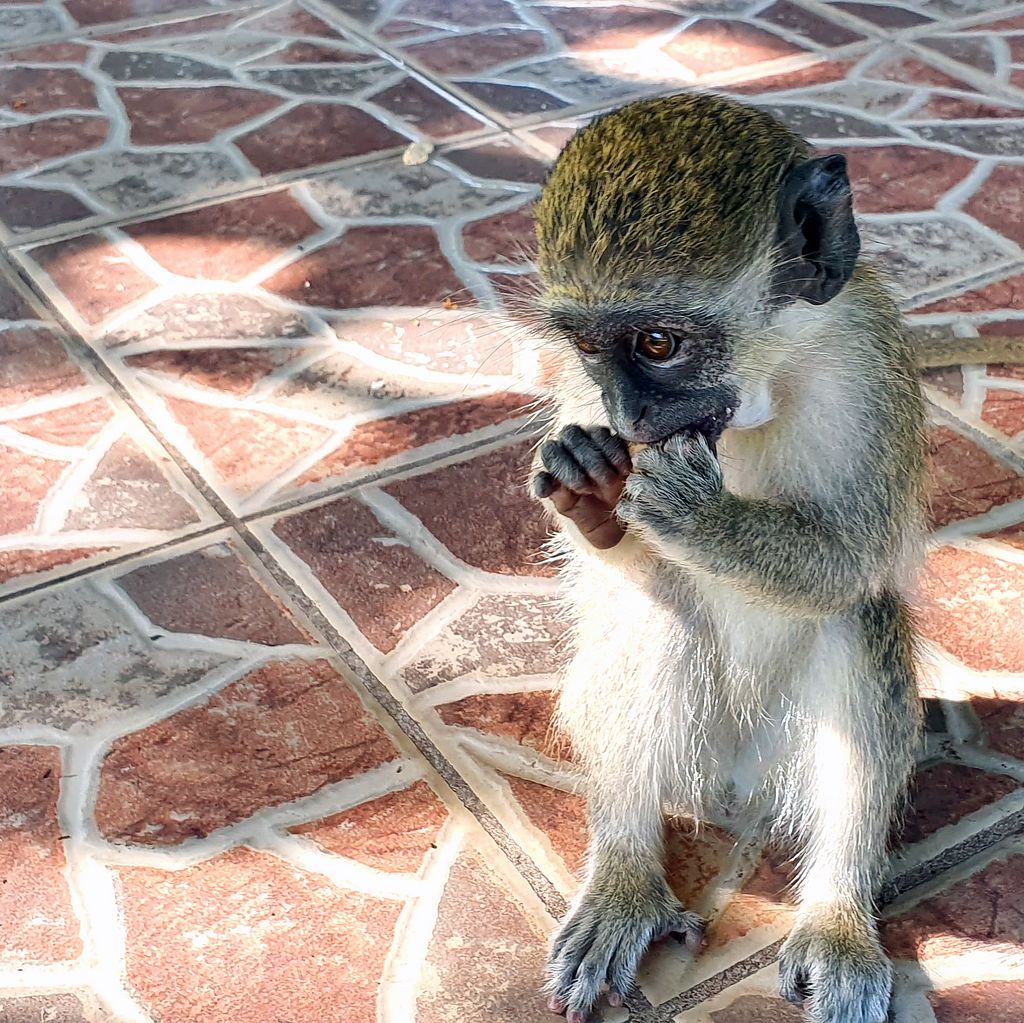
[575,337,601,355]
[634,329,679,362]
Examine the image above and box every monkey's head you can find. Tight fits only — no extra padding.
[533,92,860,444]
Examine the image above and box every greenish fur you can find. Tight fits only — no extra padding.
[535,93,811,294]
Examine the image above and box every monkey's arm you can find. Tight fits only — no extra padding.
[618,434,890,616]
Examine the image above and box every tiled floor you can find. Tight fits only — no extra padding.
[1,0,1024,1021]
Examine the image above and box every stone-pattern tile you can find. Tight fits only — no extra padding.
[0,274,211,594]
[0,1,491,239]
[343,0,867,124]
[916,12,1024,92]
[5,3,1024,1022]
[18,144,544,513]
[0,746,81,965]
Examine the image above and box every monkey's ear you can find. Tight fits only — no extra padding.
[775,154,860,305]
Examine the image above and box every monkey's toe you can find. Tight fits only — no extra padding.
[546,888,703,1021]
[779,920,892,1023]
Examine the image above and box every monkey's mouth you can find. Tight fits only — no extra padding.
[686,405,734,445]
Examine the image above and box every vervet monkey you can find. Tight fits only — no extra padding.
[529,92,1018,1023]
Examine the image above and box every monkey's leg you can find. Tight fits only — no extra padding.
[547,794,704,1022]
[779,595,919,1023]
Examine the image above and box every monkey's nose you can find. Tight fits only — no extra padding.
[631,405,648,429]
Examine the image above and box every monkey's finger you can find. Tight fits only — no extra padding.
[532,471,558,499]
[589,426,633,475]
[559,425,622,489]
[541,439,593,494]
[564,497,625,549]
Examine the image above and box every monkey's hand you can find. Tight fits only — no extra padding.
[779,912,892,1023]
[617,432,723,541]
[547,876,704,1022]
[532,425,633,550]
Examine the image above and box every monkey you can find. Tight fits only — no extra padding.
[525,91,1021,1023]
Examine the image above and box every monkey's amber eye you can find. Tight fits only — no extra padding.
[634,330,679,361]
[575,337,601,355]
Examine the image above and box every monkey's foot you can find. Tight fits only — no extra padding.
[779,914,892,1023]
[545,880,704,1023]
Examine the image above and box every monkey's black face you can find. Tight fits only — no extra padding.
[555,311,739,444]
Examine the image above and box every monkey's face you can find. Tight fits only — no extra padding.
[548,305,740,444]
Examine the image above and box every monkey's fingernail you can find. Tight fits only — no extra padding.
[607,991,624,1007]
[567,1011,588,1023]
[548,997,567,1014]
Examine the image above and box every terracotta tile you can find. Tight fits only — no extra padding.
[119,847,401,1023]
[236,103,407,175]
[0,116,107,174]
[900,762,1020,845]
[367,77,485,137]
[106,293,311,348]
[63,437,200,531]
[710,847,797,950]
[96,12,236,44]
[927,426,1024,530]
[882,852,1024,962]
[0,545,112,584]
[407,28,547,74]
[31,234,157,325]
[843,145,974,213]
[930,980,1024,1021]
[981,387,1024,438]
[463,203,536,265]
[0,326,86,408]
[920,546,1024,673]
[710,994,804,1022]
[664,819,737,910]
[402,592,567,693]
[2,42,91,63]
[0,443,66,533]
[724,59,854,95]
[125,191,320,281]
[0,746,81,964]
[9,398,113,448]
[415,847,552,1023]
[296,394,529,485]
[1,580,229,728]
[966,164,1024,247]
[663,20,807,76]
[116,542,308,646]
[0,68,97,114]
[0,994,88,1023]
[385,441,554,577]
[916,273,1024,314]
[538,4,682,50]
[126,346,306,397]
[95,658,397,844]
[263,225,465,310]
[162,396,333,498]
[290,780,448,871]
[65,0,203,25]
[439,690,568,761]
[273,496,457,653]
[756,1,863,47]
[973,695,1024,760]
[506,776,587,875]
